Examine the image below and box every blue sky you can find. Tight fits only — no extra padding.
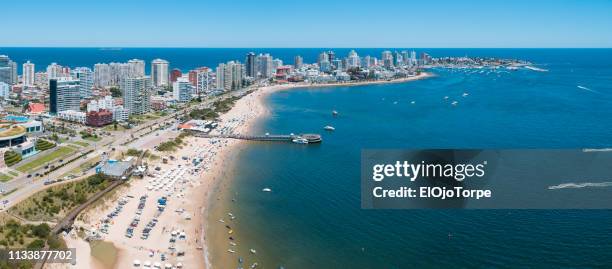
[1,0,611,47]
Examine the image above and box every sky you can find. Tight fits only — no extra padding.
[1,0,611,48]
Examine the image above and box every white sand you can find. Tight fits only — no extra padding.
[58,73,431,269]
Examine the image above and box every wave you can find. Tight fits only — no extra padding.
[548,181,612,190]
[583,148,612,152]
[577,85,599,93]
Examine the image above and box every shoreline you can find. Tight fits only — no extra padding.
[201,72,432,269]
[58,72,431,269]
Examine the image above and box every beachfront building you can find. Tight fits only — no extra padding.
[245,52,256,78]
[112,106,129,122]
[173,77,193,102]
[71,67,94,98]
[216,61,244,91]
[151,59,169,87]
[128,59,145,77]
[49,78,81,114]
[121,76,151,115]
[347,50,361,69]
[294,55,303,69]
[86,109,113,127]
[22,61,35,87]
[0,82,10,100]
[94,63,112,87]
[194,67,213,96]
[255,53,273,78]
[57,110,86,124]
[382,50,393,69]
[0,55,18,85]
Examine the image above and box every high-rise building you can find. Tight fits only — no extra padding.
[46,63,67,79]
[71,67,94,98]
[410,51,417,66]
[216,61,244,91]
[318,51,328,66]
[151,59,169,87]
[173,77,193,102]
[170,68,182,83]
[0,82,10,100]
[381,51,394,69]
[0,55,17,85]
[34,72,48,87]
[272,59,283,72]
[22,61,35,86]
[245,52,256,78]
[49,78,81,114]
[109,62,130,86]
[255,54,273,78]
[294,55,303,69]
[347,50,361,69]
[121,76,151,115]
[393,51,403,67]
[195,67,213,96]
[127,59,145,77]
[94,63,112,88]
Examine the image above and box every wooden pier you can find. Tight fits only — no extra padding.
[188,130,322,143]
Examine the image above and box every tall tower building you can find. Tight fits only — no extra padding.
[22,61,35,86]
[121,76,151,115]
[245,52,256,78]
[216,61,243,91]
[381,51,394,69]
[151,59,169,87]
[0,55,15,85]
[94,63,112,88]
[255,54,273,78]
[71,67,94,98]
[49,78,81,114]
[294,55,303,69]
[127,59,145,77]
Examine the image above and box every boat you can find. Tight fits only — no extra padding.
[250,249,257,254]
[292,137,309,144]
[250,263,258,269]
[262,188,272,192]
[228,249,236,253]
[444,96,449,100]
[524,65,548,72]
[410,101,416,104]
[238,257,243,264]
[451,101,458,106]
[462,92,469,97]
[332,110,338,116]
[230,242,237,246]
[324,125,335,131]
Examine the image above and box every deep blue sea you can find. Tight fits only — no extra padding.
[3,48,612,268]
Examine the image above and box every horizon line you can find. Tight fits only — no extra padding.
[1,46,612,49]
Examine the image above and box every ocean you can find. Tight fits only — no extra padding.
[3,48,612,268]
[207,49,612,268]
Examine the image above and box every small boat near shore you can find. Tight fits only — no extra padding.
[332,110,338,116]
[262,188,272,192]
[250,249,257,254]
[324,125,335,131]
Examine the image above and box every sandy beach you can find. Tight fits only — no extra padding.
[55,72,431,269]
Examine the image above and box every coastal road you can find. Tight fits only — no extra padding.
[1,87,253,212]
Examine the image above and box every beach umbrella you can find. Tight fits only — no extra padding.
[133,260,141,267]
[154,262,161,268]
[144,261,151,266]
[176,262,183,268]
[164,263,172,269]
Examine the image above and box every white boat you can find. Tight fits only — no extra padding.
[443,96,449,100]
[228,249,236,253]
[324,125,335,131]
[262,188,272,192]
[250,263,258,269]
[292,137,309,144]
[332,110,338,116]
[525,65,548,72]
[462,92,469,97]
[410,101,416,104]
[451,101,458,106]
[250,249,257,254]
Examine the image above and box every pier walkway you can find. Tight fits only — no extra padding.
[188,130,322,143]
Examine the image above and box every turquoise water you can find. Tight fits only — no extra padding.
[4,115,30,123]
[222,50,612,268]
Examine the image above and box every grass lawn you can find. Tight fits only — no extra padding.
[69,141,90,147]
[8,170,19,176]
[103,124,127,132]
[16,146,76,173]
[83,136,102,142]
[0,172,13,182]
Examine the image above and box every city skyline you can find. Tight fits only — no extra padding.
[1,0,611,48]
